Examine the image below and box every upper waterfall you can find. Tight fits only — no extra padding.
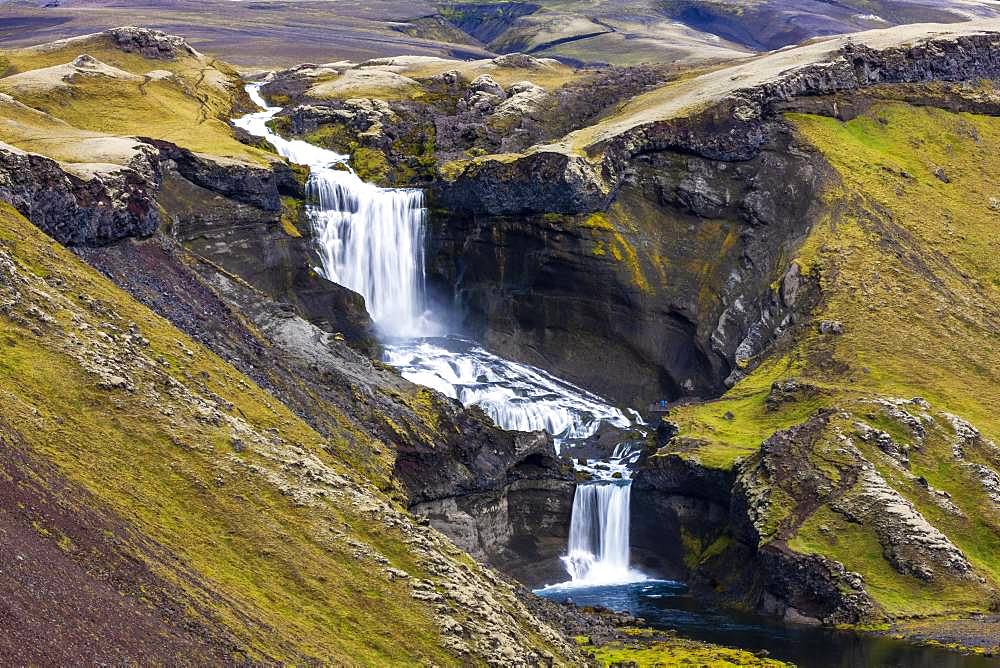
[308,168,430,336]
[234,83,433,338]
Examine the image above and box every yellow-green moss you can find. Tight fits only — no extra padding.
[351,147,391,184]
[279,196,304,238]
[581,638,788,667]
[0,38,270,165]
[789,504,987,617]
[580,212,652,293]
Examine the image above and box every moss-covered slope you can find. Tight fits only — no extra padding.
[657,100,1000,629]
[0,28,269,166]
[0,200,579,665]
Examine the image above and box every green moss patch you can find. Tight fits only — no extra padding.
[581,638,788,667]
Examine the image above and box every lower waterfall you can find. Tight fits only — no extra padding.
[561,481,645,586]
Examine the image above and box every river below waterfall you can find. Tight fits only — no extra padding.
[536,581,998,668]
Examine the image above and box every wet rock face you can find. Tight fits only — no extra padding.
[401,428,576,586]
[631,454,735,580]
[0,143,159,246]
[412,476,575,587]
[428,121,825,405]
[158,165,376,352]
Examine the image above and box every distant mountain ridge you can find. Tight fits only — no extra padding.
[1,0,999,66]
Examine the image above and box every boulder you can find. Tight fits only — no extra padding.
[105,27,200,60]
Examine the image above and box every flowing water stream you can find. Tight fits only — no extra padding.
[231,87,992,666]
[234,83,643,588]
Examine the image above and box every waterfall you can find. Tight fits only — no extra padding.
[233,84,431,338]
[236,82,648,592]
[561,482,645,586]
[307,168,430,337]
[234,82,636,444]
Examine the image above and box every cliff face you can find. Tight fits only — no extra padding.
[0,142,159,246]
[629,92,1000,633]
[427,28,1000,405]
[406,429,575,587]
[428,122,826,404]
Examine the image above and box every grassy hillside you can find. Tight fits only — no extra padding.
[0,200,578,664]
[0,31,269,165]
[664,100,1000,621]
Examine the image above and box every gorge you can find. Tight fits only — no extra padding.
[0,14,999,667]
[235,80,645,594]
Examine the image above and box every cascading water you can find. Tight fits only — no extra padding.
[383,338,632,447]
[307,171,429,336]
[234,85,432,338]
[234,82,632,443]
[235,83,646,588]
[561,482,645,586]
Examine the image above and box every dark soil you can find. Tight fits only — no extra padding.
[0,419,237,665]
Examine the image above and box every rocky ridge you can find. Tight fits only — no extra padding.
[634,400,1000,626]
[0,141,159,245]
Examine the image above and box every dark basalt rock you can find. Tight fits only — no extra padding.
[143,138,285,212]
[402,427,576,587]
[0,143,159,246]
[425,31,1000,406]
[631,454,735,581]
[437,151,611,215]
[428,121,825,405]
[157,166,376,352]
[105,26,200,60]
[631,415,879,625]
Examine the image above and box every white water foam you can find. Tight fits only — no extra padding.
[547,481,646,589]
[383,337,631,448]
